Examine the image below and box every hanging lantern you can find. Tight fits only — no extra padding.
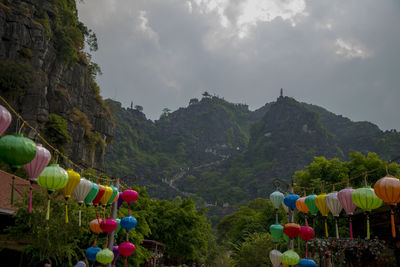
[84,182,99,206]
[118,241,136,267]
[300,226,314,258]
[101,186,113,207]
[0,105,12,135]
[61,169,81,224]
[352,187,383,239]
[283,223,300,239]
[283,193,300,210]
[0,133,36,168]
[298,258,317,267]
[96,248,114,264]
[85,246,101,262]
[100,218,118,234]
[74,261,86,267]
[299,226,314,242]
[282,250,300,265]
[374,174,400,238]
[108,186,119,205]
[269,249,282,267]
[89,219,103,234]
[92,185,106,206]
[269,224,283,242]
[315,193,330,237]
[37,164,69,220]
[338,187,356,239]
[296,196,310,226]
[270,191,284,209]
[115,218,121,235]
[325,191,343,238]
[305,194,319,216]
[23,144,51,213]
[122,189,139,203]
[73,178,93,226]
[117,191,124,209]
[112,245,120,266]
[121,215,137,231]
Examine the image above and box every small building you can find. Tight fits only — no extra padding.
[141,239,165,267]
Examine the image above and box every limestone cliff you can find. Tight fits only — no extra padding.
[0,0,113,170]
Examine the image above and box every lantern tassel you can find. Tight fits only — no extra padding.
[275,210,279,224]
[11,176,15,205]
[28,182,33,213]
[125,257,127,267]
[46,198,51,220]
[391,207,396,238]
[335,217,339,238]
[65,200,69,224]
[92,237,97,247]
[349,216,353,239]
[305,215,309,228]
[79,206,82,227]
[367,213,370,239]
[324,217,328,237]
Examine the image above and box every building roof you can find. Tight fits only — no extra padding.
[0,169,40,215]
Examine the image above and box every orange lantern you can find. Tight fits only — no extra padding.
[374,174,400,237]
[283,223,301,239]
[296,196,310,227]
[90,219,103,234]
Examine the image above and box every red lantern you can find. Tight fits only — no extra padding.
[299,226,315,242]
[100,218,118,234]
[283,223,300,239]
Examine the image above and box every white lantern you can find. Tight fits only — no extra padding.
[269,249,282,267]
[325,191,343,238]
[73,178,93,226]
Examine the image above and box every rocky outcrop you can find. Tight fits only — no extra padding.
[0,0,113,170]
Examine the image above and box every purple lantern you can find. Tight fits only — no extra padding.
[0,105,12,135]
[337,187,356,239]
[117,191,124,209]
[112,245,120,265]
[23,144,51,213]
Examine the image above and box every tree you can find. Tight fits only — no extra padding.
[160,108,171,119]
[189,98,199,105]
[202,91,211,98]
[134,105,144,112]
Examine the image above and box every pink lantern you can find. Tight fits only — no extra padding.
[23,144,51,213]
[100,218,118,234]
[337,187,356,239]
[122,189,139,203]
[118,241,136,267]
[300,226,314,258]
[0,105,12,135]
[122,189,139,215]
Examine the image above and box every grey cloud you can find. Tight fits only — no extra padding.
[77,0,400,130]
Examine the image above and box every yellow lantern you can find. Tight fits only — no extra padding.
[101,186,113,207]
[315,193,330,237]
[61,169,81,223]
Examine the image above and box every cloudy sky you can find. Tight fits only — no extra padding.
[77,0,400,130]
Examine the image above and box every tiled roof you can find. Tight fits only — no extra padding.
[0,169,41,215]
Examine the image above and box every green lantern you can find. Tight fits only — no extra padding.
[282,250,300,265]
[0,133,36,168]
[96,248,114,264]
[305,194,319,216]
[352,186,382,239]
[269,224,284,242]
[38,164,69,220]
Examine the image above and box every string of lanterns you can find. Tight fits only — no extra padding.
[268,169,400,266]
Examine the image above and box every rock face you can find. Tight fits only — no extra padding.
[0,0,113,170]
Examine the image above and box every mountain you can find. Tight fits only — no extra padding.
[0,0,113,170]
[105,94,400,209]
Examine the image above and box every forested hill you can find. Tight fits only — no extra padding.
[105,94,400,208]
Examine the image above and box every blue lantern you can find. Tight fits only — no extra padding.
[284,193,300,210]
[270,191,284,210]
[298,258,317,267]
[85,246,101,262]
[120,215,137,231]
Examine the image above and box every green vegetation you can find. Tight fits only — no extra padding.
[0,60,34,100]
[44,113,72,153]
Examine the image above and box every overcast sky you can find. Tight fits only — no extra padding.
[77,0,400,130]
